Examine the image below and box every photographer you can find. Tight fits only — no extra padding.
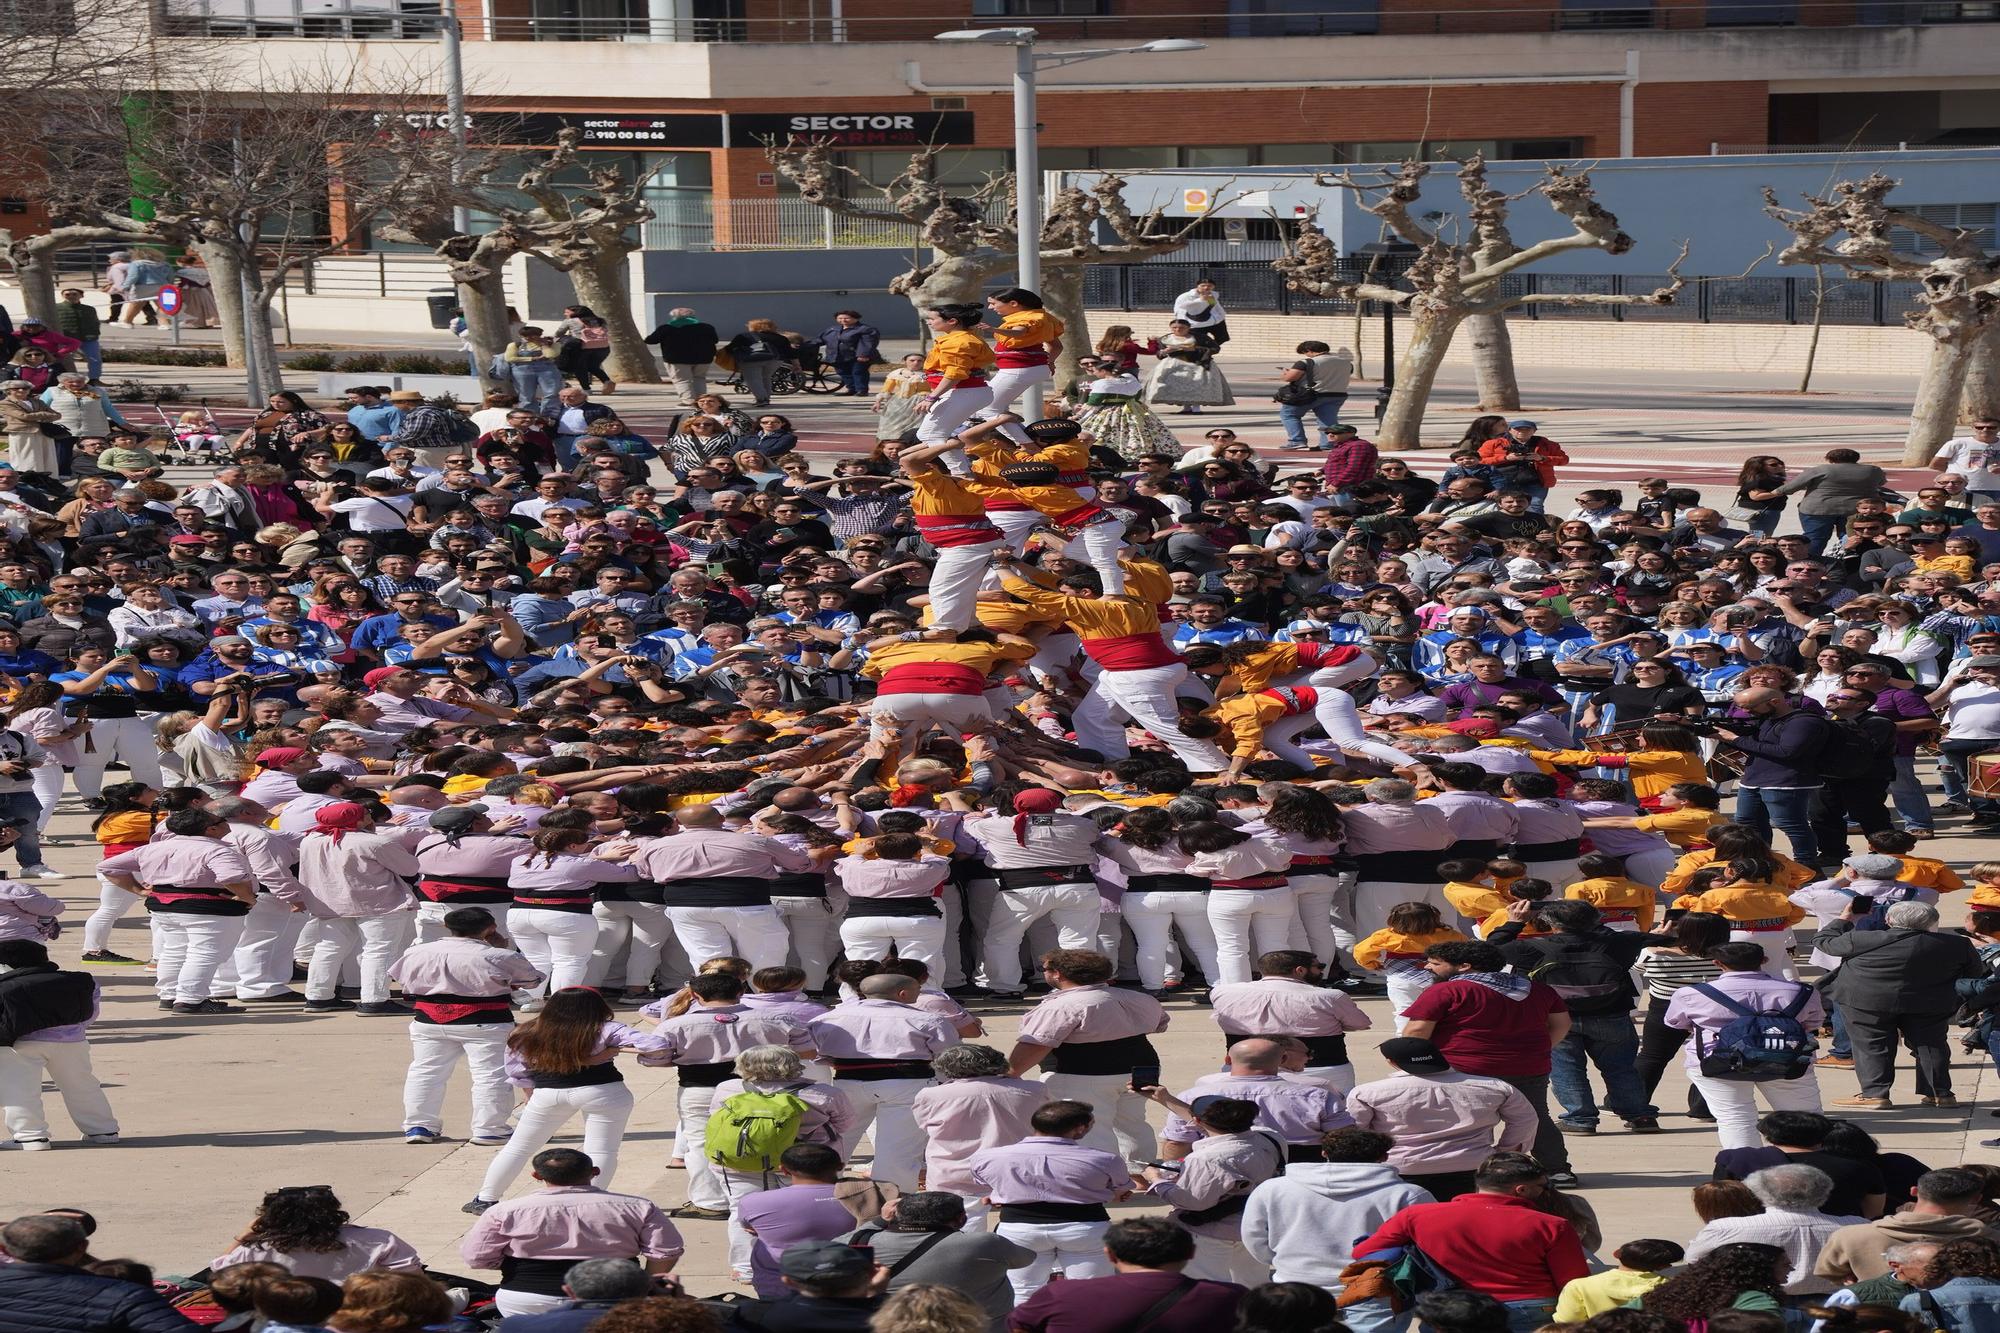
[0,713,57,878]
[181,635,303,701]
[51,644,162,801]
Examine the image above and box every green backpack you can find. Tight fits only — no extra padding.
[705,1088,808,1173]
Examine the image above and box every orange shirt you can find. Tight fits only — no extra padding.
[1566,876,1657,931]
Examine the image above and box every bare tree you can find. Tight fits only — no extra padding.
[1272,156,1690,448]
[767,141,1229,384]
[0,0,178,102]
[1763,172,2000,464]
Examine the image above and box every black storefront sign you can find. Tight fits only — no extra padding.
[728,111,976,149]
[509,113,725,147]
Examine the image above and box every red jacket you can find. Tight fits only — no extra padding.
[1477,436,1568,488]
[1354,1192,1589,1301]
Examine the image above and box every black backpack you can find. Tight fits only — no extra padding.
[1816,716,1882,781]
[1524,938,1632,1016]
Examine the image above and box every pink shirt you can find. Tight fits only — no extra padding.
[1162,1072,1352,1145]
[460,1186,684,1269]
[1342,802,1456,855]
[639,1003,813,1065]
[416,832,535,880]
[212,1225,421,1281]
[1210,978,1371,1040]
[834,854,949,900]
[741,990,829,1027]
[224,824,307,906]
[1345,1070,1539,1173]
[363,689,472,734]
[298,828,422,917]
[970,1135,1129,1205]
[506,1020,671,1087]
[806,999,959,1063]
[388,936,545,997]
[100,836,250,888]
[913,1077,1056,1193]
[1017,984,1169,1046]
[1664,970,1825,1071]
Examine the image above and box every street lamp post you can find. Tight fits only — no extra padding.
[1357,238,1422,426]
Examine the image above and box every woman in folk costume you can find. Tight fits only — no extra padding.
[1076,358,1177,463]
[916,303,996,475]
[1144,318,1235,413]
[975,287,1063,444]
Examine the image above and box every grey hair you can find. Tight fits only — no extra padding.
[561,1257,651,1302]
[1164,794,1220,825]
[56,373,89,384]
[734,1044,803,1082]
[1885,901,1939,931]
[1746,1163,1834,1211]
[0,381,29,392]
[1882,1241,1942,1266]
[207,797,261,822]
[1365,778,1417,804]
[932,1043,1007,1080]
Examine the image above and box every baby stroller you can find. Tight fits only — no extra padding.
[158,404,229,465]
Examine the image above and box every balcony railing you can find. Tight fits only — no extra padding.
[150,0,2000,41]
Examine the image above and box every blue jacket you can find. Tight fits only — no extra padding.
[0,1262,198,1332]
[1725,707,1832,788]
[496,1301,626,1332]
[1903,1275,2000,1331]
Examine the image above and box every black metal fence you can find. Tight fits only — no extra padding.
[1083,260,1927,327]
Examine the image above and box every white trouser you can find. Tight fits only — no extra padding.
[1303,680,1414,770]
[1305,1063,1358,1093]
[984,882,1099,993]
[937,882,967,989]
[478,1081,635,1199]
[417,900,511,945]
[1187,1234,1272,1287]
[1208,888,1298,986]
[666,905,790,971]
[721,1167,781,1276]
[1024,631,1081,685]
[833,1076,931,1192]
[1687,1070,1822,1150]
[493,1291,566,1318]
[950,1191,992,1232]
[83,879,144,954]
[0,1039,119,1140]
[71,716,163,799]
[917,385,995,467]
[1288,873,1341,967]
[928,538,1005,632]
[1043,1071,1156,1163]
[404,1023,514,1140]
[216,894,306,998]
[771,896,839,992]
[1523,858,1582,889]
[587,900,673,991]
[840,912,946,969]
[997,1220,1112,1303]
[870,692,995,743]
[509,908,600,999]
[1624,847,1679,889]
[297,918,360,987]
[1385,968,1433,1033]
[1732,927,1799,980]
[1122,890,1221,991]
[306,912,415,1004]
[1074,664,1230,772]
[679,1084,726,1209]
[153,913,245,1004]
[963,876,1000,989]
[1353,880,1452,939]
[29,764,61,831]
[977,364,1052,440]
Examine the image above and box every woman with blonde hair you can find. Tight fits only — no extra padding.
[870,1284,987,1333]
[466,987,673,1210]
[55,476,117,538]
[328,1269,454,1333]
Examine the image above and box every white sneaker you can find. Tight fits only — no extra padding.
[18,866,62,880]
[15,1138,50,1151]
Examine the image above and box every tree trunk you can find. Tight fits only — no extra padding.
[244,284,287,401]
[1960,317,2000,420]
[897,254,1009,320]
[451,264,512,383]
[194,240,250,372]
[1799,266,1828,394]
[1377,307,1463,449]
[1467,312,1520,411]
[12,245,60,326]
[1906,333,1978,465]
[566,250,659,385]
[1041,265,1089,403]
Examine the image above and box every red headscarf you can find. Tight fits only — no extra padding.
[1011,787,1063,844]
[312,801,368,842]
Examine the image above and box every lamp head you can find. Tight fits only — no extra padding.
[1141,38,1206,51]
[933,26,1036,42]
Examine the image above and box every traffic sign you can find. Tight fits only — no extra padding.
[1182,188,1211,214]
[155,284,183,317]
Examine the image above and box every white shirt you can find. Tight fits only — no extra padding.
[1172,288,1226,329]
[331,493,414,532]
[1945,680,2000,740]
[1934,435,2000,489]
[511,496,588,523]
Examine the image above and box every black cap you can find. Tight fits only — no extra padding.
[779,1240,874,1281]
[1379,1036,1451,1074]
[1023,418,1083,444]
[429,804,489,834]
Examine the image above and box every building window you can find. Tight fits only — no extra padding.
[1227,0,1378,36]
[971,0,1107,14]
[1184,147,1256,168]
[1557,0,1655,30]
[1889,202,1997,257]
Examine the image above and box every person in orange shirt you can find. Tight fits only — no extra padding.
[1967,860,2000,911]
[1353,900,1467,1031]
[1669,856,1805,978]
[1865,829,1966,894]
[976,287,1064,444]
[995,550,1229,774]
[968,416,1126,593]
[916,302,996,472]
[1587,782,1728,850]
[1185,640,1409,772]
[1438,856,1526,934]
[1475,878,1562,940]
[1478,419,1569,506]
[1531,723,1708,807]
[1660,824,1815,896]
[894,435,1006,632]
[1564,852,1657,932]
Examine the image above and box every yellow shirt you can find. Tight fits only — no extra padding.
[994,309,1064,353]
[1969,883,2000,910]
[1663,847,1814,894]
[441,773,492,796]
[1632,806,1728,848]
[1354,925,1466,971]
[95,809,157,846]
[860,639,1032,681]
[1443,879,1509,922]
[1899,855,1965,893]
[922,330,995,383]
[1531,747,1707,799]
[1669,883,1805,928]
[1555,1270,1668,1323]
[1565,875,1657,931]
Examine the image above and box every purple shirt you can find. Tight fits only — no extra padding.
[1017,984,1169,1047]
[1563,799,1671,858]
[1011,1271,1247,1333]
[1424,790,1520,845]
[1663,970,1825,1072]
[1438,677,1562,714]
[459,1186,683,1270]
[806,999,958,1063]
[1870,685,1937,757]
[1161,1072,1352,1146]
[741,990,830,1028]
[738,1183,854,1298]
[970,1135,1129,1205]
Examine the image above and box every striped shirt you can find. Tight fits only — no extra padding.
[1636,948,1723,1001]
[813,490,904,538]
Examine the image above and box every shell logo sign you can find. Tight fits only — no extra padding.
[1183,188,1212,214]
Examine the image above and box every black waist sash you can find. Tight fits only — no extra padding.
[830,1059,934,1081]
[675,1059,735,1088]
[846,897,942,918]
[1351,848,1448,883]
[997,1201,1110,1224]
[1515,838,1583,862]
[1049,1033,1158,1075]
[528,1063,623,1090]
[499,1256,579,1296]
[1126,873,1211,894]
[997,864,1094,891]
[770,871,828,900]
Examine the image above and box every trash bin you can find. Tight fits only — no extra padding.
[426,290,459,330]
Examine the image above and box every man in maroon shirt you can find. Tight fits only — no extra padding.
[1354,1152,1590,1333]
[1399,940,1574,1185]
[1007,1217,1245,1333]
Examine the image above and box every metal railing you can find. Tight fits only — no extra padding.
[644,197,919,252]
[151,0,2000,41]
[1084,258,1928,326]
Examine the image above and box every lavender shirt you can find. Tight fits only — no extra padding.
[738,1183,855,1298]
[1161,1072,1353,1145]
